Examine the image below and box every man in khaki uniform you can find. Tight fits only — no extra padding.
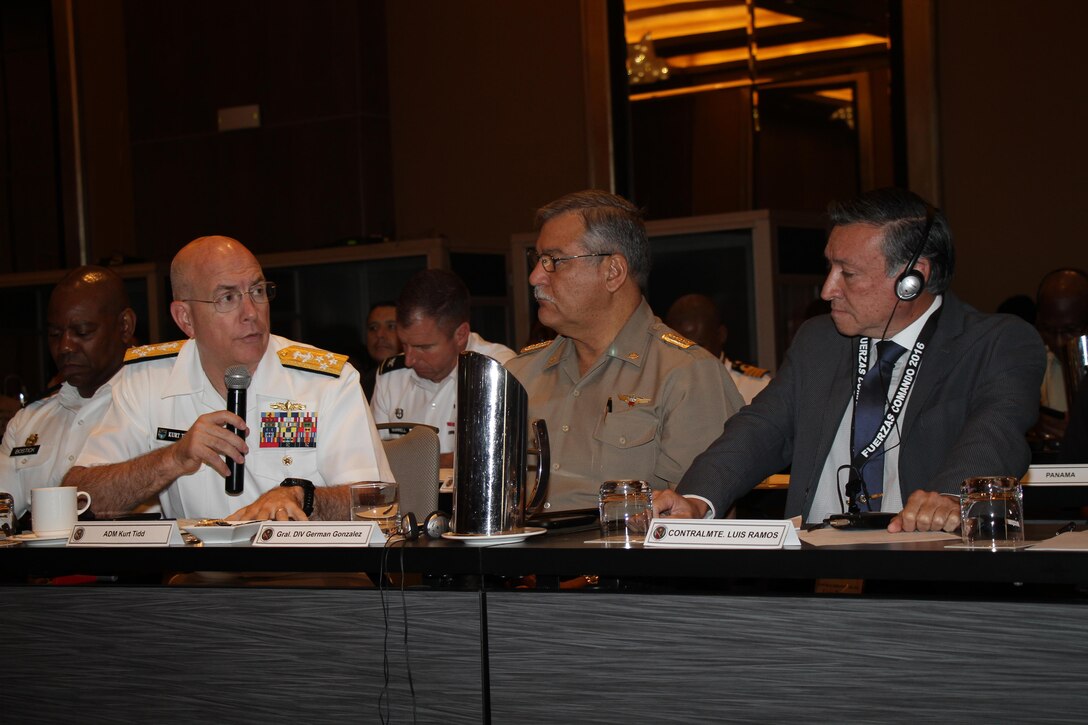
[506,190,744,512]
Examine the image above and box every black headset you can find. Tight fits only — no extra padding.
[401,510,451,541]
[894,203,936,302]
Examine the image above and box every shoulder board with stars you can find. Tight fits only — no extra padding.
[660,332,696,349]
[377,354,407,375]
[732,359,769,378]
[278,345,348,377]
[518,340,553,355]
[124,340,187,364]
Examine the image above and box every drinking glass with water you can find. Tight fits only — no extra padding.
[598,480,653,547]
[349,482,399,535]
[959,476,1024,549]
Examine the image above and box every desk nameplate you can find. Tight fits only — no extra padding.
[70,521,184,547]
[253,521,386,546]
[1022,465,1088,485]
[643,518,801,549]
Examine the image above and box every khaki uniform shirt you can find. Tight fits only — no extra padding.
[506,299,744,511]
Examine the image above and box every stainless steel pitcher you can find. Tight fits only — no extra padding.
[452,351,549,535]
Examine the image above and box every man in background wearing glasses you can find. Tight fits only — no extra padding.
[64,236,393,521]
[506,190,744,512]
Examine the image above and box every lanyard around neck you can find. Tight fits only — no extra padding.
[848,307,942,470]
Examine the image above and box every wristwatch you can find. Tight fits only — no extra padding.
[279,478,315,517]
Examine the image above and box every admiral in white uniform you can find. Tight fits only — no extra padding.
[65,236,392,521]
[77,336,392,519]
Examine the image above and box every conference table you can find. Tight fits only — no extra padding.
[4,523,1088,724]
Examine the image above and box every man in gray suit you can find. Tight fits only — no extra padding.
[654,188,1045,532]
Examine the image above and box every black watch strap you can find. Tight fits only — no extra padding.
[279,478,315,517]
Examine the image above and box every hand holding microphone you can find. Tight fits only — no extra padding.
[224,365,251,495]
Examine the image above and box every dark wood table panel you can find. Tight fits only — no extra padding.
[5,588,483,725]
[487,591,1088,723]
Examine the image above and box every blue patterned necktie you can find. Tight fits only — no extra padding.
[851,340,906,508]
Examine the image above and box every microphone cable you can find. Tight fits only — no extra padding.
[378,531,418,725]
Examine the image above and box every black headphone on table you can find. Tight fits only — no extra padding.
[401,510,451,540]
[894,203,936,302]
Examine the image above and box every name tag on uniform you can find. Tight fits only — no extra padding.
[253,521,385,546]
[643,518,801,549]
[9,446,39,457]
[156,427,186,442]
[69,521,184,547]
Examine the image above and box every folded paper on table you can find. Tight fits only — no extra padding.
[799,528,958,547]
[1027,530,1088,551]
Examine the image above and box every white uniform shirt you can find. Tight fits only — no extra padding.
[371,332,515,454]
[0,373,119,517]
[808,296,943,523]
[1041,349,1068,413]
[721,355,772,406]
[76,335,393,519]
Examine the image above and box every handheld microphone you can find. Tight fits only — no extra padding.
[224,365,251,495]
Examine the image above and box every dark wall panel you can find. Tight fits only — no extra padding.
[131,115,373,254]
[0,0,63,273]
[122,0,392,261]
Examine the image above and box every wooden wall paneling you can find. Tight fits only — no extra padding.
[71,0,135,267]
[2,0,64,273]
[122,0,392,261]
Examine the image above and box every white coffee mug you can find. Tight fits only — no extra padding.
[31,486,92,537]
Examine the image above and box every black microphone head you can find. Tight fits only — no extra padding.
[224,365,252,390]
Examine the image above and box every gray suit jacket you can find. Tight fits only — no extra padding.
[678,293,1046,518]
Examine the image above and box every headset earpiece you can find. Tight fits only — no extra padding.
[400,510,449,541]
[894,203,935,302]
[401,512,421,540]
[422,511,450,539]
[895,269,925,301]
